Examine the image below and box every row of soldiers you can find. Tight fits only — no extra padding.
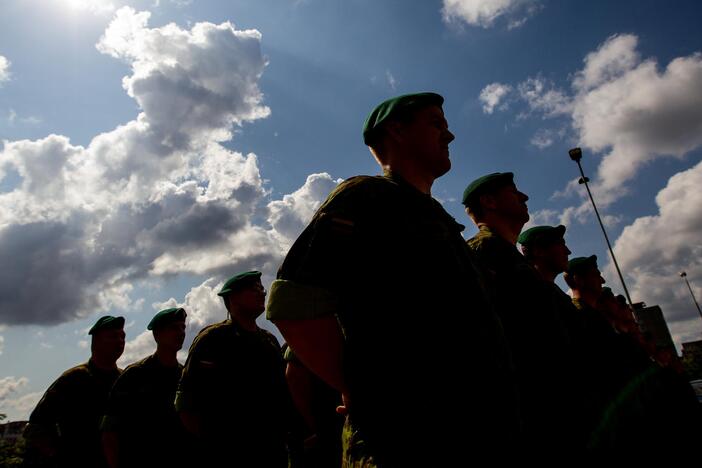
[22,92,701,467]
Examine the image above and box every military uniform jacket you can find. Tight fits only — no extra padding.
[467,225,578,448]
[24,360,121,468]
[101,354,188,467]
[267,173,519,466]
[176,319,292,467]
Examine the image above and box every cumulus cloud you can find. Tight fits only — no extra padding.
[606,160,702,349]
[0,376,28,401]
[530,129,554,149]
[441,0,540,29]
[0,8,339,328]
[0,376,41,421]
[3,391,42,420]
[522,208,560,230]
[0,55,10,84]
[479,82,512,114]
[267,173,341,245]
[571,34,702,205]
[488,33,702,225]
[517,77,572,117]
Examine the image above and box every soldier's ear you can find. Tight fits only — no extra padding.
[383,120,405,144]
[478,193,497,211]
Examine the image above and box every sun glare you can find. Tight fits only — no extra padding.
[60,0,117,15]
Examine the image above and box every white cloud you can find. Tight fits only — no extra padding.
[0,8,295,327]
[494,33,702,227]
[606,160,702,350]
[7,109,42,125]
[386,70,397,91]
[267,172,341,246]
[441,0,539,29]
[0,377,41,421]
[522,208,559,230]
[571,35,702,206]
[517,77,572,117]
[573,34,640,93]
[0,55,10,84]
[0,376,28,401]
[1,388,42,422]
[530,129,554,149]
[118,329,155,367]
[479,82,512,114]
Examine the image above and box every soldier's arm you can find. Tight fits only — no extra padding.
[275,317,348,397]
[101,431,120,468]
[175,332,218,437]
[23,372,75,457]
[268,179,375,408]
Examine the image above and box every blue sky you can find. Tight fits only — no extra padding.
[1,0,702,421]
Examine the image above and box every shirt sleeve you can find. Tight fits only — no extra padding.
[175,331,220,413]
[266,180,367,322]
[24,371,76,440]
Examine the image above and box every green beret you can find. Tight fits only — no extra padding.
[88,315,125,335]
[518,225,566,247]
[147,307,187,331]
[461,172,514,207]
[566,255,598,276]
[362,92,444,145]
[218,271,262,297]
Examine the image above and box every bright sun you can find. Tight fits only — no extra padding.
[61,0,116,15]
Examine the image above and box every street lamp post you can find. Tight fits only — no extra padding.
[679,271,702,321]
[568,147,634,307]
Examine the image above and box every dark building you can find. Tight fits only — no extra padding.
[632,302,676,355]
[681,340,702,380]
[0,421,27,444]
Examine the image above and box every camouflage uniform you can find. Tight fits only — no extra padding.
[24,360,121,468]
[467,225,578,449]
[101,354,190,467]
[175,319,292,467]
[268,172,519,467]
[284,347,343,468]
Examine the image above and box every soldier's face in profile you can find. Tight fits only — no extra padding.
[542,239,570,273]
[155,320,187,351]
[490,184,529,224]
[402,105,455,179]
[232,280,267,319]
[93,328,126,362]
[578,266,605,295]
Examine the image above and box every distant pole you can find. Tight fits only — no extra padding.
[568,147,634,307]
[680,271,702,321]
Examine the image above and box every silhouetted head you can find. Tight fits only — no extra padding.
[519,225,571,276]
[564,255,605,297]
[363,92,455,182]
[89,315,126,364]
[219,271,266,321]
[148,307,187,352]
[462,172,529,228]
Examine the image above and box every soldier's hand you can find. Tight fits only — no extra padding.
[336,392,351,415]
